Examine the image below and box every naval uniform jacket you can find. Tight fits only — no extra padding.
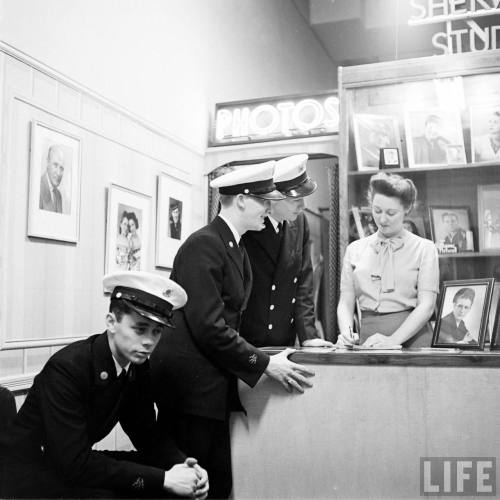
[240,213,316,346]
[150,216,270,422]
[1,332,184,497]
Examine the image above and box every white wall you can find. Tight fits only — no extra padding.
[0,0,336,151]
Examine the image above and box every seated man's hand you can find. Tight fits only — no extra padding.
[184,458,209,499]
[163,463,201,498]
[302,338,334,348]
[264,348,315,393]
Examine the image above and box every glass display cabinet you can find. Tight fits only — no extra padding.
[338,50,500,287]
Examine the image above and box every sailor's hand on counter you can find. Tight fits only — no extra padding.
[336,329,359,347]
[264,348,314,393]
[363,333,397,348]
[302,338,334,348]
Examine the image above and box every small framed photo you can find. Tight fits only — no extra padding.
[403,215,426,238]
[380,148,401,169]
[405,109,466,168]
[428,206,473,253]
[470,105,500,163]
[352,114,402,171]
[27,121,81,242]
[351,206,377,239]
[477,184,500,251]
[105,184,152,273]
[156,173,191,268]
[487,282,500,345]
[432,278,495,349]
[490,283,500,350]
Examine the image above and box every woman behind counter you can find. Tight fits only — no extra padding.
[337,172,439,348]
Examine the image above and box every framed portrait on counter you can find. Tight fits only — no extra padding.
[156,173,192,268]
[405,109,466,168]
[470,105,500,163]
[105,184,152,273]
[428,206,473,254]
[432,278,495,349]
[403,215,426,238]
[477,184,500,251]
[27,121,82,243]
[352,114,402,171]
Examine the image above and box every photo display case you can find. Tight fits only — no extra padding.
[339,51,500,292]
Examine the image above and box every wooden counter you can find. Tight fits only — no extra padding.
[230,348,500,499]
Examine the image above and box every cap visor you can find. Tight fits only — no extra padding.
[284,179,318,198]
[123,299,174,328]
[251,189,286,200]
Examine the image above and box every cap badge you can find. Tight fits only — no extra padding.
[100,371,108,380]
[244,188,250,194]
[115,292,122,298]
[163,289,172,298]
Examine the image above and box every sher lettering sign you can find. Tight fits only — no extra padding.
[212,92,339,146]
[409,0,500,54]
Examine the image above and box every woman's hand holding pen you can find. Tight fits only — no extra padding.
[336,325,359,347]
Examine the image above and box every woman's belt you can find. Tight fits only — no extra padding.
[361,309,412,317]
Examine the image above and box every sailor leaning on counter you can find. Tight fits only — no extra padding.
[240,154,333,349]
[337,172,439,348]
[150,161,315,500]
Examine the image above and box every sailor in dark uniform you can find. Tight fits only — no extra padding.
[151,161,315,499]
[241,154,333,348]
[0,271,208,499]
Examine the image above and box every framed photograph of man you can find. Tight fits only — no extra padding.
[405,109,466,168]
[432,278,495,349]
[105,184,152,273]
[470,105,500,163]
[352,114,402,171]
[428,206,473,254]
[27,121,81,242]
[403,215,426,238]
[351,206,377,239]
[156,173,191,268]
[477,184,500,251]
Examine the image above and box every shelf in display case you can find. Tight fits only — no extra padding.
[348,161,500,177]
[438,250,500,259]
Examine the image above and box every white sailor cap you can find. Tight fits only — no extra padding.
[210,161,285,200]
[274,154,317,198]
[103,271,187,327]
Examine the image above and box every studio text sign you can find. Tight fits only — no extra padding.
[211,92,339,146]
[409,0,500,54]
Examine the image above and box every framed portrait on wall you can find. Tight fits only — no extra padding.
[470,105,500,163]
[405,109,466,168]
[352,114,402,171]
[27,121,81,242]
[432,278,495,349]
[156,173,191,268]
[477,184,500,251]
[428,206,473,254]
[105,184,152,273]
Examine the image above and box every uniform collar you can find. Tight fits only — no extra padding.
[218,214,241,244]
[111,355,130,376]
[268,216,281,233]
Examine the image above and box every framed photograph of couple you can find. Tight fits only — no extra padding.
[156,173,191,268]
[477,184,500,251]
[432,278,495,349]
[105,184,152,273]
[470,105,500,163]
[428,206,473,253]
[352,114,402,171]
[27,121,82,243]
[404,109,466,168]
